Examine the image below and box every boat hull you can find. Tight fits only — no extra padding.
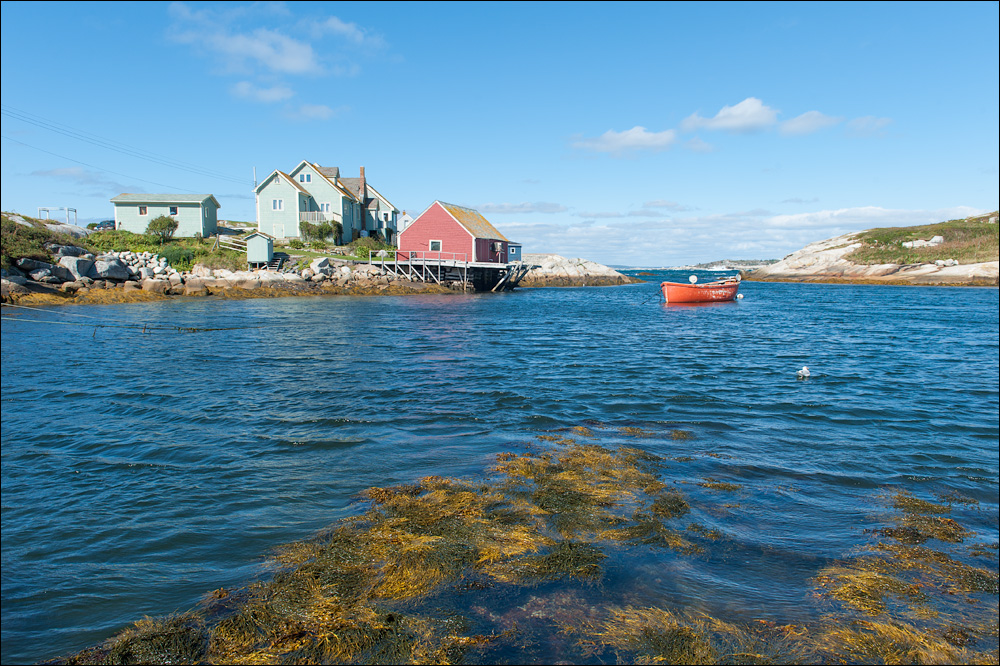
[660,280,740,303]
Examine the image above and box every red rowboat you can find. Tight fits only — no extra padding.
[660,277,740,303]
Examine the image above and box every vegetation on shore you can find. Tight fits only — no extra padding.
[50,429,997,665]
[845,211,998,266]
[1,213,246,272]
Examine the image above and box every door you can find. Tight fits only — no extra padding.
[273,223,285,239]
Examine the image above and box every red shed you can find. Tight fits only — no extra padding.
[398,201,509,263]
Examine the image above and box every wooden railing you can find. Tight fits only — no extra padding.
[299,211,343,223]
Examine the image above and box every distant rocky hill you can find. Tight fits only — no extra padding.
[749,212,998,286]
[519,254,642,287]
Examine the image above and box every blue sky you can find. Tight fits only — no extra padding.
[2,1,997,266]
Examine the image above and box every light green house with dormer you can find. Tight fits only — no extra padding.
[254,161,399,244]
[111,194,220,237]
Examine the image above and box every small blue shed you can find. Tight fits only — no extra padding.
[507,242,522,262]
[246,231,274,268]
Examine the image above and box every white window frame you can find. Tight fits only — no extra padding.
[299,173,311,183]
[429,240,442,252]
[321,202,330,213]
[272,199,283,211]
[169,206,178,216]
[138,205,148,216]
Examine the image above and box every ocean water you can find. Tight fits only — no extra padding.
[1,272,997,663]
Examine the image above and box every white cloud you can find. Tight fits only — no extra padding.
[285,103,346,121]
[781,197,820,204]
[847,116,893,136]
[231,81,294,103]
[684,137,714,152]
[644,200,693,211]
[479,202,568,214]
[779,110,843,135]
[572,126,677,154]
[310,16,385,49]
[171,25,322,75]
[502,205,989,267]
[32,167,133,195]
[681,97,778,133]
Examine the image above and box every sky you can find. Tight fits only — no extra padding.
[1,1,997,266]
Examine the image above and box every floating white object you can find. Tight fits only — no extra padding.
[796,366,810,379]
[736,294,744,299]
[689,275,698,284]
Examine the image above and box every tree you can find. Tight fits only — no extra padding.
[146,215,178,244]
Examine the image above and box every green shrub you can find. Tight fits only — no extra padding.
[299,221,318,241]
[1,215,51,268]
[87,229,161,253]
[158,245,196,271]
[310,241,327,250]
[347,236,394,259]
[146,215,178,243]
[288,239,305,249]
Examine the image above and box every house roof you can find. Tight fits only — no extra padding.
[315,166,340,179]
[438,202,508,241]
[111,193,220,208]
[246,231,275,240]
[308,163,357,200]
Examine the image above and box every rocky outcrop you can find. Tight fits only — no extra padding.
[750,233,999,285]
[519,254,640,287]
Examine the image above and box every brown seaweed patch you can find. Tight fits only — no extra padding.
[670,429,695,440]
[572,426,595,437]
[813,619,981,665]
[64,614,208,666]
[892,490,952,515]
[687,523,723,540]
[649,490,690,520]
[620,426,655,438]
[592,607,807,665]
[878,515,975,545]
[938,491,980,507]
[698,478,743,492]
[488,541,607,584]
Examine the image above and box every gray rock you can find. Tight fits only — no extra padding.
[43,223,90,239]
[16,258,53,272]
[1,266,26,278]
[1,278,31,299]
[168,273,183,286]
[141,279,169,293]
[52,244,87,258]
[87,257,130,281]
[123,281,142,292]
[59,256,94,281]
[310,257,333,275]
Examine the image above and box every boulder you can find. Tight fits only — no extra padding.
[1,278,31,300]
[139,267,155,279]
[141,279,170,293]
[168,273,184,287]
[123,281,142,292]
[87,257,130,281]
[310,257,333,275]
[59,256,94,281]
[43,223,90,239]
[59,281,84,294]
[190,264,213,278]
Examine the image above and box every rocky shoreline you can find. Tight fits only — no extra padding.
[1,244,639,306]
[748,231,998,286]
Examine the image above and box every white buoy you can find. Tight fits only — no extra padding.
[736,294,744,299]
[689,275,698,284]
[796,366,810,379]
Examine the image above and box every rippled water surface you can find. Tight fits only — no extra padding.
[2,273,998,663]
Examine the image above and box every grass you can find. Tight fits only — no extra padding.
[1,213,246,272]
[845,211,999,266]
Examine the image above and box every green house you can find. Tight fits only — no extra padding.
[111,194,220,237]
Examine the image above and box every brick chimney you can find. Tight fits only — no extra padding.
[359,166,366,202]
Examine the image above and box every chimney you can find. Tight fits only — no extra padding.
[359,166,366,201]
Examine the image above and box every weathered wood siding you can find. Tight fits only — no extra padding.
[398,202,474,259]
[475,238,507,263]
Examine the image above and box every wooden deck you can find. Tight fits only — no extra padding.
[368,251,532,291]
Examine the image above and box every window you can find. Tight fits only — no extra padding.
[429,240,442,252]
[138,206,147,216]
[169,206,178,216]
[272,199,283,211]
[321,202,330,213]
[299,173,311,183]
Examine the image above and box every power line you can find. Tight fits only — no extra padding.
[1,134,199,193]
[1,104,251,186]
